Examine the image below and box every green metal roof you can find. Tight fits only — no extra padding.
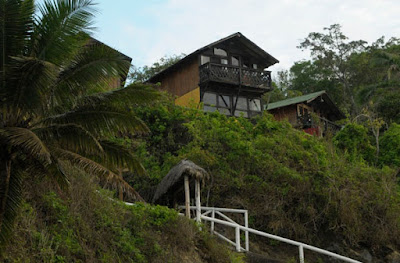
[266,90,326,110]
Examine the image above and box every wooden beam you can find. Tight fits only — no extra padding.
[184,175,190,218]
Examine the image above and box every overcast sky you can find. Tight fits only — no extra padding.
[92,0,400,74]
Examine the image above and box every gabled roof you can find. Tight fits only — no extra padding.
[266,91,326,110]
[266,90,345,120]
[148,32,279,83]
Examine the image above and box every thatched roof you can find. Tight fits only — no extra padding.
[152,159,209,203]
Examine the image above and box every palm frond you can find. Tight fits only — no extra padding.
[77,83,160,108]
[39,105,149,137]
[0,0,35,69]
[52,148,143,201]
[33,123,103,156]
[33,0,96,65]
[0,127,51,165]
[95,139,145,175]
[0,166,23,251]
[49,42,131,108]
[1,56,58,115]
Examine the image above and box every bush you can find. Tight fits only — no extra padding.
[379,123,400,167]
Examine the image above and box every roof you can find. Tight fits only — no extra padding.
[266,91,327,110]
[152,160,209,204]
[148,32,279,83]
[266,90,345,120]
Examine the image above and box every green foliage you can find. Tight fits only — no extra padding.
[333,123,376,163]
[4,167,241,263]
[133,102,400,254]
[379,123,400,167]
[0,0,159,251]
[129,54,185,83]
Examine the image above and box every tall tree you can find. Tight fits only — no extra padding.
[0,0,157,252]
[298,24,367,115]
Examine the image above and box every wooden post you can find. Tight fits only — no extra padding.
[184,175,190,218]
[195,178,201,223]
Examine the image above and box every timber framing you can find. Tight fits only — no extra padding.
[148,32,279,117]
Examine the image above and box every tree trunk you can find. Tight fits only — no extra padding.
[0,158,11,231]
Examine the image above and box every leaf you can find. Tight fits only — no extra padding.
[33,123,103,156]
[0,127,51,165]
[52,148,143,201]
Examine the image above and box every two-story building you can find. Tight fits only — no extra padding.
[148,32,279,117]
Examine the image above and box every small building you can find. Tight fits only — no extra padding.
[152,160,209,220]
[148,32,279,118]
[266,91,344,136]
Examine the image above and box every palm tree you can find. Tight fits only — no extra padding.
[0,0,157,251]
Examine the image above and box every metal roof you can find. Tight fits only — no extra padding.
[266,90,327,110]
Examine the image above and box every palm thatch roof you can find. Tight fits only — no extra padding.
[152,159,209,203]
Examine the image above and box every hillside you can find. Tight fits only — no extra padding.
[130,99,400,262]
[2,166,244,263]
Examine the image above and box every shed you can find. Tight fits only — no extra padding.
[152,160,209,221]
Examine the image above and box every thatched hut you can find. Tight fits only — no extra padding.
[152,159,209,221]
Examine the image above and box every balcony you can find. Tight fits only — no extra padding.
[299,114,342,136]
[199,62,272,90]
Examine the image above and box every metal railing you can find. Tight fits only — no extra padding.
[180,205,362,263]
[179,206,249,251]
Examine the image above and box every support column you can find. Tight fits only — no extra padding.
[184,175,190,218]
[195,178,201,223]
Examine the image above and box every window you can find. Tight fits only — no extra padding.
[203,92,217,106]
[203,93,263,118]
[232,56,239,66]
[214,48,227,56]
[234,96,248,110]
[200,55,210,65]
[249,98,261,112]
[221,58,228,65]
[252,64,258,69]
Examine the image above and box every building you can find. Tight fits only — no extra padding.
[148,32,279,117]
[266,91,344,136]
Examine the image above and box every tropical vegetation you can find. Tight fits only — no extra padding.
[0,0,157,253]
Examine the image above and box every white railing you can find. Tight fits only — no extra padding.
[179,205,362,263]
[179,206,249,251]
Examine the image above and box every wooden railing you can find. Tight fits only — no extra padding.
[299,114,341,133]
[199,62,272,89]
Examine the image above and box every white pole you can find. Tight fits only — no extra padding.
[299,245,305,263]
[195,179,201,223]
[235,226,241,252]
[244,211,249,251]
[211,208,215,233]
[184,176,190,218]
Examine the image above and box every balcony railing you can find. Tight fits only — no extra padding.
[299,114,342,135]
[199,62,272,89]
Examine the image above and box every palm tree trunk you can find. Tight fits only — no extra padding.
[0,158,11,233]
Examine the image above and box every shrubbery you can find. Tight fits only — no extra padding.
[134,100,400,254]
[4,167,242,263]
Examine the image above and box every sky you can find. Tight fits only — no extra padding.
[90,0,400,74]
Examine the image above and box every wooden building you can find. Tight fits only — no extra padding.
[266,91,344,136]
[148,32,279,117]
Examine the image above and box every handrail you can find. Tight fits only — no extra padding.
[201,215,362,263]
